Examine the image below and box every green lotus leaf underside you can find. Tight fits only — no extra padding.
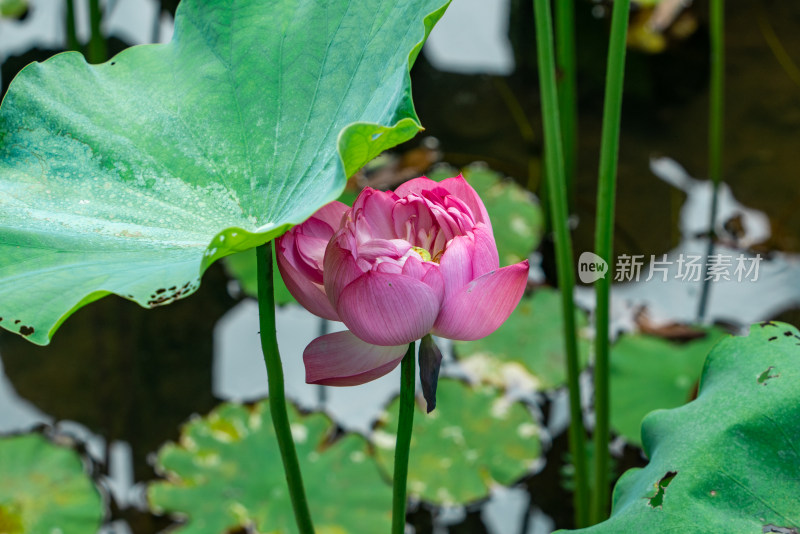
[374,379,541,505]
[564,322,800,532]
[0,0,450,345]
[148,400,392,533]
[0,433,104,534]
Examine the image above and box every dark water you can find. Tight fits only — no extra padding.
[2,1,800,532]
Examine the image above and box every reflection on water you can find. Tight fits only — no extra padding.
[575,156,800,336]
[0,357,49,433]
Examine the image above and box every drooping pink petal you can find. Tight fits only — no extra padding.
[394,175,492,230]
[438,234,474,298]
[276,248,340,321]
[337,271,440,346]
[323,238,364,309]
[470,223,500,278]
[304,330,406,386]
[433,261,529,341]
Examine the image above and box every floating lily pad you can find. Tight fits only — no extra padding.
[0,433,104,533]
[374,379,540,505]
[429,164,544,265]
[454,288,590,390]
[609,327,728,445]
[563,323,800,532]
[148,400,392,533]
[0,0,26,17]
[0,0,450,345]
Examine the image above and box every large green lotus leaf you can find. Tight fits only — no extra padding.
[610,327,728,445]
[563,322,800,533]
[148,400,391,533]
[453,288,590,390]
[0,433,104,533]
[0,0,450,345]
[430,164,544,265]
[374,379,540,505]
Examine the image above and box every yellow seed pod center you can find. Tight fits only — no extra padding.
[412,246,432,262]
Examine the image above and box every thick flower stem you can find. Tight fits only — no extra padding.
[592,0,630,524]
[256,241,315,534]
[87,0,107,63]
[532,0,589,526]
[392,342,417,534]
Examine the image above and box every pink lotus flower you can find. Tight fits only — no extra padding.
[277,176,529,389]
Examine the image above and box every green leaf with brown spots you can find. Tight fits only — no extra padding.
[0,433,104,534]
[0,0,450,345]
[148,399,391,533]
[562,323,800,533]
[373,379,541,505]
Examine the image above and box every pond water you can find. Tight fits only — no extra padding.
[1,1,799,532]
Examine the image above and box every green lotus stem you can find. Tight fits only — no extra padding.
[591,0,630,524]
[391,343,416,534]
[532,0,589,526]
[256,242,315,534]
[65,0,79,52]
[555,0,578,211]
[697,0,725,321]
[87,0,107,63]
